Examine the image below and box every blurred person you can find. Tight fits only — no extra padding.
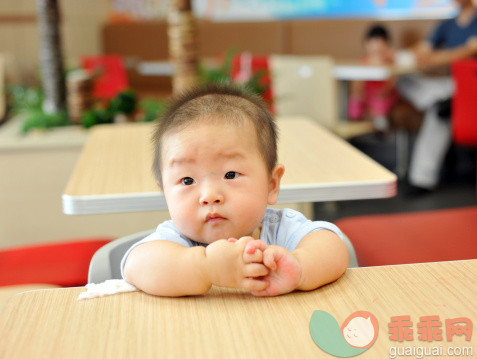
[398,0,477,194]
[348,24,399,132]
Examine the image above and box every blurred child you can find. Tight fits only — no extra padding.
[121,84,350,297]
[348,24,399,131]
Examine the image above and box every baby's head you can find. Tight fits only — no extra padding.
[152,84,285,244]
[364,24,393,62]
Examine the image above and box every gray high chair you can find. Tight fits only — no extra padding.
[88,229,358,283]
[88,229,155,283]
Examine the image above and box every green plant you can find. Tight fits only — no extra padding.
[108,90,137,115]
[138,98,168,122]
[80,90,143,128]
[198,48,235,84]
[80,108,114,129]
[198,48,268,97]
[7,85,44,113]
[21,109,69,133]
[7,85,71,134]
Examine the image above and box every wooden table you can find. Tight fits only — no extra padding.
[63,117,396,215]
[1,260,475,358]
[333,58,416,118]
[137,59,414,80]
[333,52,418,81]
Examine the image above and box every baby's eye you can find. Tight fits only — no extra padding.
[181,177,195,185]
[224,171,239,180]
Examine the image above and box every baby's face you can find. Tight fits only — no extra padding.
[160,118,282,244]
[365,38,391,63]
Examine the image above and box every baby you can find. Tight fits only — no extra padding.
[121,84,349,297]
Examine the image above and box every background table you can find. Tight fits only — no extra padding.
[137,60,412,81]
[333,59,416,120]
[1,260,475,358]
[63,117,396,215]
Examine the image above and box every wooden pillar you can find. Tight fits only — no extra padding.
[36,0,66,113]
[167,0,199,94]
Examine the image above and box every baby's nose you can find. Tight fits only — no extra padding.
[199,185,224,205]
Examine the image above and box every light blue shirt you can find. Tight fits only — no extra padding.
[120,208,344,278]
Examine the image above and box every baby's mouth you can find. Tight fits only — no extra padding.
[205,213,226,224]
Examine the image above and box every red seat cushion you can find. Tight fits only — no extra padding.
[0,239,113,287]
[334,206,477,267]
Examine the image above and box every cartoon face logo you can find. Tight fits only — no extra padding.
[341,315,376,348]
[310,310,379,357]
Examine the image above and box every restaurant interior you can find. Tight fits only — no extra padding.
[0,0,476,306]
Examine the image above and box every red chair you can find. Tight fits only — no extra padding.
[334,206,477,267]
[230,53,274,112]
[0,238,113,287]
[82,55,129,99]
[452,59,477,146]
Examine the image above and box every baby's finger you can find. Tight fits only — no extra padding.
[263,249,278,271]
[243,263,269,278]
[241,278,269,292]
[244,240,267,255]
[243,248,263,264]
[227,237,238,243]
[236,236,254,245]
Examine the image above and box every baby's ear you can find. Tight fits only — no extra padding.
[267,164,285,205]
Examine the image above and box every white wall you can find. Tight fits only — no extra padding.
[0,0,109,83]
[0,119,170,249]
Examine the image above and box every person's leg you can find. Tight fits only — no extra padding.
[397,74,454,111]
[348,96,365,121]
[348,81,365,121]
[368,90,399,132]
[407,105,452,189]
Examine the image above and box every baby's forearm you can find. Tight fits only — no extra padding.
[124,238,269,297]
[164,246,213,296]
[124,242,212,297]
[293,231,349,291]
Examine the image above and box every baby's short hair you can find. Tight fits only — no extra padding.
[365,24,391,43]
[152,83,278,185]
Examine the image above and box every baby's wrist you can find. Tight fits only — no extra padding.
[292,250,307,291]
[190,246,213,292]
[204,242,234,288]
[204,255,219,287]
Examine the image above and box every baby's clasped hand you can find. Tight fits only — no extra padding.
[235,239,303,297]
[205,237,269,292]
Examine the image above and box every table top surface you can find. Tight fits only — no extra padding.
[62,117,396,215]
[137,59,414,81]
[1,260,475,359]
[333,60,415,81]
